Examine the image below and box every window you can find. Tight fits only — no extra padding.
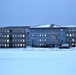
[7,35,9,37]
[20,39,22,42]
[72,34,74,36]
[61,34,63,36]
[66,34,68,36]
[5,30,6,32]
[12,35,14,37]
[4,35,6,37]
[32,34,34,36]
[23,44,25,46]
[23,35,25,37]
[40,44,41,46]
[23,39,25,42]
[37,34,38,36]
[18,39,20,42]
[39,39,41,41]
[7,44,9,46]
[72,43,74,46]
[5,44,6,47]
[44,34,46,36]
[72,39,74,42]
[18,44,19,46]
[69,34,72,37]
[67,39,68,41]
[45,39,46,41]
[7,30,9,32]
[7,40,9,42]
[72,29,74,31]
[39,34,41,36]
[20,35,22,37]
[18,35,19,37]
[12,40,14,42]
[69,29,71,31]
[20,44,22,46]
[15,35,17,37]
[42,34,44,36]
[12,44,14,46]
[61,29,63,31]
[15,44,17,46]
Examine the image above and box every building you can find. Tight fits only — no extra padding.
[29,25,67,47]
[0,26,30,48]
[66,27,76,47]
[0,24,76,48]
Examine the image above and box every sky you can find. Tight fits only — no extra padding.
[0,0,76,27]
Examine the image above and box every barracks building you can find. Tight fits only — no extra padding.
[0,24,76,48]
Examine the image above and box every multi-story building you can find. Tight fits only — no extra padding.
[0,24,76,48]
[29,26,67,47]
[0,26,30,48]
[66,27,76,47]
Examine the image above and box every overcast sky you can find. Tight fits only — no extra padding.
[0,0,76,27]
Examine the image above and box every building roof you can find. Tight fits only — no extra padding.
[30,24,76,28]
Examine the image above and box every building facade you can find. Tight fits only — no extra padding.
[0,25,76,48]
[29,27,67,47]
[0,26,29,48]
[66,27,76,47]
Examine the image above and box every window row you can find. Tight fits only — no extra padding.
[0,44,9,47]
[0,39,25,42]
[36,39,46,41]
[31,29,63,32]
[31,34,64,37]
[12,44,25,47]
[0,30,25,33]
[12,35,25,37]
[12,39,25,42]
[12,30,25,32]
[68,29,76,32]
[67,39,75,42]
[31,34,46,37]
[1,35,25,37]
[0,30,9,33]
[66,34,76,37]
[0,44,25,47]
[1,35,9,37]
[0,39,9,42]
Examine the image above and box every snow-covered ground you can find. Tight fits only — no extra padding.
[0,48,76,75]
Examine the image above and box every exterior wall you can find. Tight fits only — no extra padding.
[29,28,67,47]
[66,27,76,47]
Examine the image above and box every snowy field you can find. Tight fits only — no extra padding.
[0,48,76,75]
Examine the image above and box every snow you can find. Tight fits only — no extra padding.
[30,24,76,28]
[0,48,76,75]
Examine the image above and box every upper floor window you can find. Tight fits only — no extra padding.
[7,35,9,37]
[61,29,63,31]
[23,35,25,37]
[72,39,75,42]
[7,40,9,42]
[70,34,72,37]
[32,34,34,36]
[72,29,74,31]
[66,34,68,36]
[44,34,46,36]
[7,30,9,32]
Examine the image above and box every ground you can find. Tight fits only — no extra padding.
[0,48,76,75]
